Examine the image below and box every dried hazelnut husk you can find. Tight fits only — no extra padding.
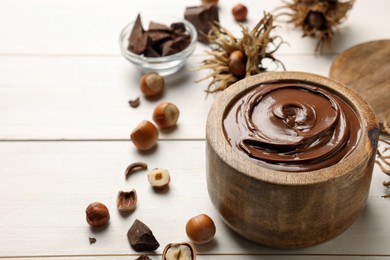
[147,168,170,190]
[153,102,180,129]
[85,202,110,227]
[162,242,196,260]
[278,0,355,53]
[140,72,165,98]
[130,120,159,151]
[116,190,137,212]
[185,214,216,244]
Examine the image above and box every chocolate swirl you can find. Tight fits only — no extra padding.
[223,81,361,172]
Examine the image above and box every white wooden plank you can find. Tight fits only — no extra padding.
[0,54,332,140]
[0,140,389,258]
[0,0,388,55]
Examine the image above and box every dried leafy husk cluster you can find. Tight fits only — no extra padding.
[196,12,285,93]
[376,137,390,198]
[278,0,355,53]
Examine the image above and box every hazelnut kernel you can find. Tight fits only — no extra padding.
[228,50,247,78]
[153,102,180,129]
[163,242,196,260]
[139,72,165,98]
[147,168,170,189]
[130,120,159,151]
[232,3,248,22]
[85,202,110,227]
[185,214,216,244]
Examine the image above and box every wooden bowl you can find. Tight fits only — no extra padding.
[206,71,379,248]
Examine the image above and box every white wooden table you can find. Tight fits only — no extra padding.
[1,0,389,259]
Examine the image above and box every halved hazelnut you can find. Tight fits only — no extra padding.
[162,242,196,260]
[153,102,180,129]
[116,190,137,212]
[147,168,170,189]
[140,72,165,98]
[130,120,159,151]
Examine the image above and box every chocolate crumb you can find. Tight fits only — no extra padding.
[129,97,140,108]
[89,237,97,244]
[127,219,160,252]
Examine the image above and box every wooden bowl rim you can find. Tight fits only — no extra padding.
[206,71,377,185]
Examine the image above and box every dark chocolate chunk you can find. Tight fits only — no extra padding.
[127,219,160,252]
[184,5,219,43]
[170,22,186,34]
[162,35,191,56]
[127,14,192,57]
[149,21,170,31]
[128,14,147,54]
[145,30,172,43]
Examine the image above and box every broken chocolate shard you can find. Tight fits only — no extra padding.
[127,14,192,57]
[149,21,170,31]
[128,14,147,54]
[127,219,160,252]
[89,237,97,245]
[162,35,191,56]
[170,22,186,34]
[145,30,172,43]
[184,5,219,43]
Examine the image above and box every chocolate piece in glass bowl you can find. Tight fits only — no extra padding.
[184,4,219,43]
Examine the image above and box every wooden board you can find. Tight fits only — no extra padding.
[329,40,390,123]
[0,140,389,258]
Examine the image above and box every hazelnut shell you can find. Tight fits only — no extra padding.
[185,214,216,244]
[153,102,180,129]
[130,120,159,151]
[85,202,110,227]
[139,72,165,98]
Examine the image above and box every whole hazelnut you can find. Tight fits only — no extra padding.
[139,72,165,98]
[130,120,159,151]
[153,102,180,129]
[147,168,170,189]
[228,50,246,78]
[232,3,248,22]
[185,214,216,244]
[85,202,110,227]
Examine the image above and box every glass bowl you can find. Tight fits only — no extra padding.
[119,15,198,76]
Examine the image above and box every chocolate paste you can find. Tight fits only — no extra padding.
[223,80,361,172]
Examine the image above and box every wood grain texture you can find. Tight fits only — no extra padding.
[0,55,331,140]
[0,0,389,55]
[0,140,389,258]
[329,40,390,123]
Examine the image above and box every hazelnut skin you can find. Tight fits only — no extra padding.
[153,102,180,129]
[232,4,248,22]
[185,214,216,244]
[228,50,246,78]
[139,72,165,98]
[85,202,110,227]
[130,120,159,151]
